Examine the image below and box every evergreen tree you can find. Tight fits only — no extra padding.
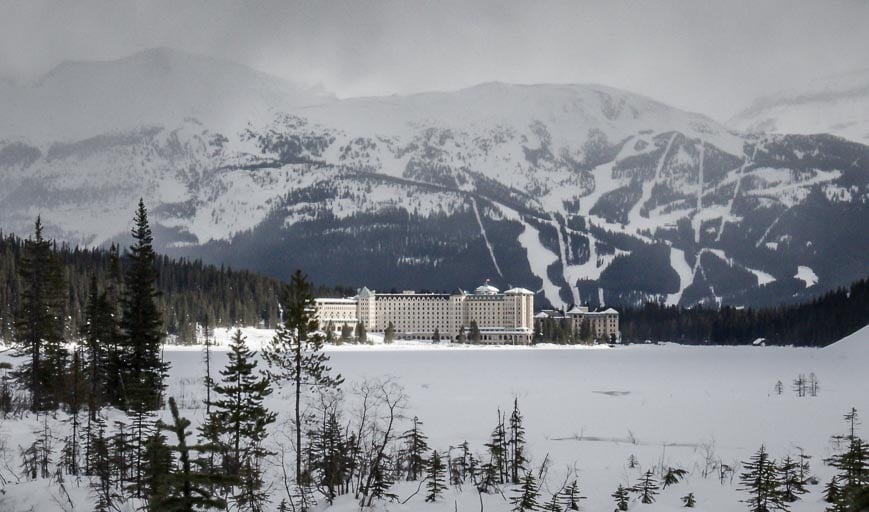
[119,200,168,411]
[739,445,783,512]
[469,321,482,344]
[13,216,67,411]
[263,270,344,484]
[826,408,869,509]
[682,492,697,508]
[485,409,508,484]
[205,329,276,481]
[663,467,688,488]
[510,471,541,512]
[355,321,367,343]
[432,327,440,342]
[558,480,585,510]
[579,318,592,344]
[425,450,447,502]
[778,455,808,502]
[82,276,116,414]
[141,427,173,508]
[635,469,660,504]
[340,323,353,343]
[384,322,396,344]
[509,397,528,484]
[457,326,467,343]
[308,401,350,503]
[612,484,630,511]
[401,415,430,480]
[152,397,227,511]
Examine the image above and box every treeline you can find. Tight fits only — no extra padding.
[619,278,869,346]
[0,227,352,344]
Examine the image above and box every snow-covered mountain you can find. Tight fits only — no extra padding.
[2,49,867,308]
[730,69,869,145]
[0,47,334,142]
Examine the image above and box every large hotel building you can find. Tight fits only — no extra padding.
[315,282,535,344]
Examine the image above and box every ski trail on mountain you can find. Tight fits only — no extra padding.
[627,132,677,234]
[716,142,759,242]
[694,140,705,243]
[666,247,693,306]
[755,215,781,248]
[496,204,562,307]
[548,213,580,305]
[470,197,503,278]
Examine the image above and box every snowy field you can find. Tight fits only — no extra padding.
[1,326,867,511]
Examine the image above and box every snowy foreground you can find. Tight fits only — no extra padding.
[1,326,868,511]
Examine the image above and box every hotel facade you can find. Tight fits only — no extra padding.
[315,282,535,344]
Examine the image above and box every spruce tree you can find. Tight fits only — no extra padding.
[119,200,168,412]
[425,450,447,502]
[558,480,585,510]
[739,445,783,512]
[14,216,67,411]
[432,327,440,343]
[263,270,343,484]
[826,408,869,509]
[205,329,276,479]
[469,321,482,344]
[682,492,697,507]
[510,471,541,512]
[612,484,630,511]
[485,409,508,484]
[778,455,808,502]
[355,321,367,343]
[635,469,660,504]
[153,397,227,511]
[384,322,396,344]
[509,397,528,484]
[663,467,688,488]
[401,415,430,480]
[141,427,173,508]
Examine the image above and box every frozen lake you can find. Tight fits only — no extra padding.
[158,332,868,511]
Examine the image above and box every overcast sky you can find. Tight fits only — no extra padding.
[3,0,868,122]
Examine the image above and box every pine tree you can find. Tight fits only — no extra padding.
[152,397,228,511]
[13,216,67,411]
[432,327,440,342]
[485,409,508,484]
[510,471,541,511]
[384,322,396,344]
[457,326,467,343]
[826,408,869,509]
[340,323,353,343]
[635,469,660,504]
[774,381,784,395]
[663,467,688,488]
[469,321,482,344]
[355,321,367,343]
[263,270,344,484]
[739,445,783,512]
[141,427,173,508]
[206,329,276,481]
[612,484,630,511]
[682,492,697,508]
[401,415,430,480]
[778,455,808,502]
[119,200,168,411]
[82,276,117,415]
[425,450,447,502]
[558,480,585,510]
[627,454,638,469]
[308,401,350,502]
[509,397,528,484]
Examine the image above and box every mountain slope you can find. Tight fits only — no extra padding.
[1,50,867,309]
[0,47,334,142]
[730,69,869,145]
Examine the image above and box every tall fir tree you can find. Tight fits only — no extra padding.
[635,469,660,504]
[612,485,630,511]
[739,445,783,512]
[205,329,276,480]
[509,397,528,484]
[14,216,67,411]
[510,471,541,512]
[401,415,430,481]
[263,270,343,484]
[425,450,447,502]
[119,200,168,411]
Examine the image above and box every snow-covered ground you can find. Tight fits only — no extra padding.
[1,325,867,511]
